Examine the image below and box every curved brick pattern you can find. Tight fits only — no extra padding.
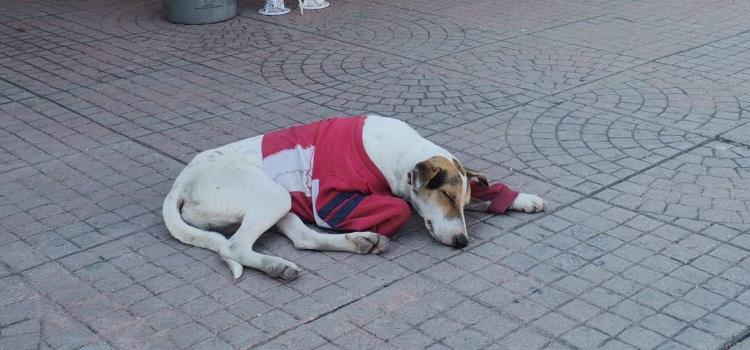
[267,62,541,134]
[596,142,750,233]
[433,36,646,94]
[215,41,539,132]
[327,10,497,60]
[252,38,416,95]
[430,98,706,193]
[560,63,746,137]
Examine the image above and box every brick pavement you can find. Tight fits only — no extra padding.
[1,0,749,349]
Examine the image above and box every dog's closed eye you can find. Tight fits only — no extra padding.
[440,190,455,205]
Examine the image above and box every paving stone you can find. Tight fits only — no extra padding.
[533,312,578,337]
[618,326,667,350]
[561,326,609,349]
[674,327,722,350]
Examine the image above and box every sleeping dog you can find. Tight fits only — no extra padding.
[163,115,544,280]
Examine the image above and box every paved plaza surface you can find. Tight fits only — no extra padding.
[1,0,750,349]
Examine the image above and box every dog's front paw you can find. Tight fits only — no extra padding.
[510,193,545,213]
[346,232,389,254]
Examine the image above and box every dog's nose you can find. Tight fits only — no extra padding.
[452,235,468,249]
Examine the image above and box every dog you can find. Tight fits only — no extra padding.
[163,115,544,280]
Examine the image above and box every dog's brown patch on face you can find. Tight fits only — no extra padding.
[411,156,468,219]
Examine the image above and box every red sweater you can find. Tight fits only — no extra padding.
[262,116,410,236]
[261,116,519,236]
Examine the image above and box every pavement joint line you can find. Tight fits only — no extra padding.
[647,27,750,64]
[722,328,750,350]
[421,100,531,138]
[527,32,648,63]
[717,121,750,148]
[563,137,714,200]
[420,48,656,139]
[717,136,750,150]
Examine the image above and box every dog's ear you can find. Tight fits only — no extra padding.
[465,167,489,187]
[409,159,446,190]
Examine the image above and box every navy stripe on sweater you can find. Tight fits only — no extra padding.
[317,192,356,220]
[327,194,365,228]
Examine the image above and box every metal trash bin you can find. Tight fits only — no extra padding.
[164,0,237,25]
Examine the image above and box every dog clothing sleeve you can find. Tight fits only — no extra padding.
[314,186,410,236]
[470,180,519,214]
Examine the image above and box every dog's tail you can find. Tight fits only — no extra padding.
[162,184,244,279]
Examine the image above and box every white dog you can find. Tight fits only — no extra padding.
[163,115,544,280]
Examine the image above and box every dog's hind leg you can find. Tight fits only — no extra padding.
[276,213,389,254]
[221,170,301,280]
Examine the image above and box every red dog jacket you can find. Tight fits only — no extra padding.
[262,116,518,236]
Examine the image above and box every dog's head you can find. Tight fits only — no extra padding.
[407,156,486,249]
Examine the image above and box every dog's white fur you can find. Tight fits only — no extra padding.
[163,115,544,279]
